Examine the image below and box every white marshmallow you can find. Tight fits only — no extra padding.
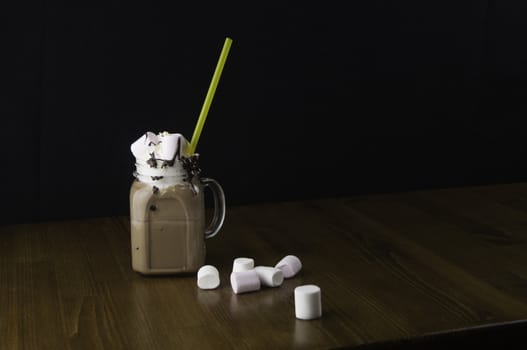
[197,265,220,290]
[155,133,183,160]
[275,255,302,278]
[131,134,150,160]
[230,270,260,294]
[254,266,284,287]
[232,257,254,272]
[294,285,322,320]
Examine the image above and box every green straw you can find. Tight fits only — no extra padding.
[189,37,233,154]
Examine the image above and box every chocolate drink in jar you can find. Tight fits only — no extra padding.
[129,131,225,274]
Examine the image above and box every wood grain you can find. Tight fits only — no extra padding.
[2,183,527,349]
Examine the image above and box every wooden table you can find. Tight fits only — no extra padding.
[2,183,527,349]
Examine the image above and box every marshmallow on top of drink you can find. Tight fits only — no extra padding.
[131,131,197,188]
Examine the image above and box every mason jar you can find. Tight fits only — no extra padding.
[130,156,225,275]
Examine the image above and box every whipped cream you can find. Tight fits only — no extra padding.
[131,131,191,162]
[131,131,194,187]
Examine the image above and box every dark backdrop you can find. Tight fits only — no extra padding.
[2,1,527,224]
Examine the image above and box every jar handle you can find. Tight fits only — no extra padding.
[201,178,226,239]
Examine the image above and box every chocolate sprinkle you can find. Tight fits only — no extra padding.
[181,154,202,195]
[181,154,202,180]
[160,159,174,168]
[147,152,157,168]
[152,186,159,194]
[175,137,182,160]
[151,176,164,181]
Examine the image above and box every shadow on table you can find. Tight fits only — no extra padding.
[334,319,527,350]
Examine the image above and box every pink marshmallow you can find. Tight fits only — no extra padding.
[230,270,261,294]
[275,255,302,278]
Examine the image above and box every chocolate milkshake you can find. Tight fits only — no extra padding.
[130,131,225,275]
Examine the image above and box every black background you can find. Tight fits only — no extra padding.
[2,1,527,224]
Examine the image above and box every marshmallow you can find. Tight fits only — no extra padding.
[131,132,161,160]
[230,270,260,294]
[155,133,184,161]
[197,265,220,290]
[254,266,284,287]
[294,285,322,320]
[145,131,160,144]
[275,255,302,278]
[232,257,254,272]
